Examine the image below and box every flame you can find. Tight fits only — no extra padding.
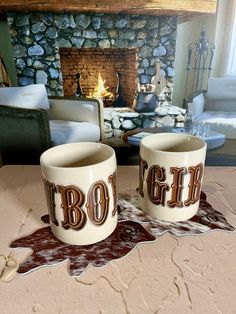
[90,72,114,100]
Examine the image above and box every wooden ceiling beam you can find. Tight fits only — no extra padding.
[0,0,217,16]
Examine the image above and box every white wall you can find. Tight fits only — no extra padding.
[172,0,234,107]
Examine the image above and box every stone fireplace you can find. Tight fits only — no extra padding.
[7,12,177,110]
[4,12,188,142]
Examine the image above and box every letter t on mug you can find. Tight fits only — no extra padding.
[139,133,207,222]
[40,142,117,245]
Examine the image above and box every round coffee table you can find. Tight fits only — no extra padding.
[122,127,225,150]
[122,127,172,147]
[172,127,226,150]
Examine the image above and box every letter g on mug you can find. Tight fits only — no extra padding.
[139,133,206,222]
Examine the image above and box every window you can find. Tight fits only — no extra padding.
[226,5,236,75]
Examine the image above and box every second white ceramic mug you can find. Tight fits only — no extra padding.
[139,133,207,222]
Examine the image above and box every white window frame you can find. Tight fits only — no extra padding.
[226,3,236,76]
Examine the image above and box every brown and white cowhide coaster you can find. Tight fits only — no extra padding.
[117,191,235,237]
[10,221,155,277]
[9,191,234,278]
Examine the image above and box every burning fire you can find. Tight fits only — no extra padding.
[90,72,114,101]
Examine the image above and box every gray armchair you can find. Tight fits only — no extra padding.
[0,84,104,165]
[191,78,236,139]
[0,105,51,164]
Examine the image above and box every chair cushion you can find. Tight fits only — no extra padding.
[0,84,49,110]
[204,98,236,112]
[204,78,236,112]
[49,120,100,146]
[207,77,236,100]
[197,111,236,139]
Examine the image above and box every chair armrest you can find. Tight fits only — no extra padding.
[48,97,104,141]
[191,92,205,117]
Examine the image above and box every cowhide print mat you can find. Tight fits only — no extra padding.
[117,191,235,237]
[9,192,235,278]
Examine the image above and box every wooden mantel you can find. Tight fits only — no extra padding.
[0,0,217,23]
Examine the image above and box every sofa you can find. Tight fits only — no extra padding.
[191,77,236,139]
[0,84,104,164]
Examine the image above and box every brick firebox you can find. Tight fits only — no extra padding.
[60,47,138,107]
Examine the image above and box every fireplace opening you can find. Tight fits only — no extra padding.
[60,48,138,108]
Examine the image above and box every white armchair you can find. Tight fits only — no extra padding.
[0,84,104,144]
[192,78,236,139]
[48,97,104,145]
[0,84,104,164]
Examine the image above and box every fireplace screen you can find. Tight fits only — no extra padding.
[60,48,138,107]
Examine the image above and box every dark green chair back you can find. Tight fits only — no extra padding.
[0,105,51,165]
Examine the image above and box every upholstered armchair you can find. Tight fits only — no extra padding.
[191,78,236,139]
[0,84,104,165]
[0,104,51,164]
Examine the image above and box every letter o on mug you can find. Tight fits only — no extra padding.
[40,142,117,245]
[139,133,207,222]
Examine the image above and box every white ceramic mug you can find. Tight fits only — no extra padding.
[139,133,207,222]
[40,142,117,245]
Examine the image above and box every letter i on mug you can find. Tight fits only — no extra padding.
[139,133,206,222]
[40,142,117,245]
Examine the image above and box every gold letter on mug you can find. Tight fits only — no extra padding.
[57,185,86,230]
[87,181,109,225]
[43,179,58,226]
[167,167,185,208]
[139,157,148,197]
[184,163,203,206]
[146,165,169,206]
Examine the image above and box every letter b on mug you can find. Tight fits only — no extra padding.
[139,133,206,222]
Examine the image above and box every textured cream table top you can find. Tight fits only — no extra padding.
[0,165,236,314]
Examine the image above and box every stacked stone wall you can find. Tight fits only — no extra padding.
[8,12,177,105]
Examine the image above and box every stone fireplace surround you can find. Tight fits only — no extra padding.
[7,11,180,143]
[8,12,176,106]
